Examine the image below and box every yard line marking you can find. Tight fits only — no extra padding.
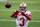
[0,9,40,12]
[0,19,16,21]
[0,19,40,22]
[0,1,40,3]
[0,9,16,11]
[30,21,40,22]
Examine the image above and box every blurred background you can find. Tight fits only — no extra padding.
[0,0,40,27]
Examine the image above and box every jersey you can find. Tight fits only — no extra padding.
[16,11,31,27]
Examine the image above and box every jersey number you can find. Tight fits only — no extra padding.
[19,17,25,26]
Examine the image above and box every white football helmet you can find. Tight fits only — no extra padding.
[19,3,28,12]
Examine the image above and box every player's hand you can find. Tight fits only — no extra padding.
[10,12,15,17]
[16,10,19,14]
[10,10,19,18]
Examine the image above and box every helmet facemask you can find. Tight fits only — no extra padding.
[19,6,27,12]
[19,3,28,12]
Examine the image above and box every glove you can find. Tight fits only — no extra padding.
[11,10,19,18]
[15,10,19,14]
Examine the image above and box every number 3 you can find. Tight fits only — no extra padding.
[19,17,25,26]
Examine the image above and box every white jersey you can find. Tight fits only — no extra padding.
[16,11,31,27]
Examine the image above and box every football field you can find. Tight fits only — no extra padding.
[0,0,40,27]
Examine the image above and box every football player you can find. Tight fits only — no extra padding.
[11,3,32,27]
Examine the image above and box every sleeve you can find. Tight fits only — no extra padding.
[27,11,31,16]
[25,11,32,18]
[27,11,32,18]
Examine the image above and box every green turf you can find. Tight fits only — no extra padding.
[0,11,40,20]
[0,11,16,20]
[0,0,40,27]
[0,21,16,27]
[0,2,40,10]
[28,22,40,27]
[7,0,40,1]
[0,21,40,27]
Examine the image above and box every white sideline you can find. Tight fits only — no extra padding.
[0,9,40,12]
[0,1,40,3]
[0,0,7,1]
[0,19,40,22]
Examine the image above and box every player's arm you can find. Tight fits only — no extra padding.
[10,10,19,18]
[22,12,32,20]
[27,13,32,20]
[10,12,16,18]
